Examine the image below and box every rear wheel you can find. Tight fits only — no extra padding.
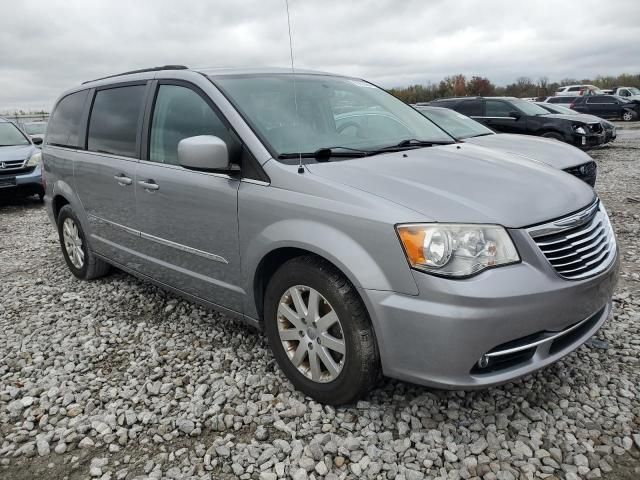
[264,256,379,405]
[57,205,110,280]
[541,131,564,142]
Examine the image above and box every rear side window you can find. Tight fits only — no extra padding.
[454,99,482,116]
[568,86,581,92]
[88,85,146,157]
[47,90,89,148]
[149,84,241,165]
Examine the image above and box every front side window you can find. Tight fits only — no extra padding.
[47,90,89,148]
[88,85,146,157]
[507,98,550,115]
[212,74,453,158]
[0,122,30,146]
[149,84,240,165]
[485,100,513,117]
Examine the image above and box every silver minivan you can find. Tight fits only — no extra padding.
[43,66,618,404]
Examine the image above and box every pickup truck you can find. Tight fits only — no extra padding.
[609,87,640,100]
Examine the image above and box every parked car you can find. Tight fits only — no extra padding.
[544,96,576,106]
[429,96,606,149]
[21,121,48,144]
[43,66,618,404]
[570,95,640,122]
[0,117,44,200]
[609,87,640,100]
[413,105,598,185]
[535,102,616,143]
[555,85,603,97]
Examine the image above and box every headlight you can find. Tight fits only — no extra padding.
[26,151,41,167]
[396,224,520,278]
[573,125,587,135]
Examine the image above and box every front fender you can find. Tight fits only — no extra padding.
[241,218,419,320]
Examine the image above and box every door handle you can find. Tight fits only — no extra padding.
[138,179,159,191]
[114,174,132,186]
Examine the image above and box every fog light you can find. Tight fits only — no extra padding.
[477,355,489,369]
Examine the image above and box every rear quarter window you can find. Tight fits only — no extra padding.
[47,90,89,148]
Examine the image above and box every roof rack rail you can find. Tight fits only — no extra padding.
[82,65,189,84]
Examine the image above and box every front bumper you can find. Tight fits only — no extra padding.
[572,132,605,149]
[361,229,619,389]
[0,165,43,197]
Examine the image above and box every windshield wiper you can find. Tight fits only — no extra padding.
[278,146,371,161]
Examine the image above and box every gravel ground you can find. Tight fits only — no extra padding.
[1,139,639,480]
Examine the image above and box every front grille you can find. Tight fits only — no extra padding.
[529,201,616,280]
[0,159,26,170]
[587,123,603,134]
[564,161,597,187]
[0,166,34,177]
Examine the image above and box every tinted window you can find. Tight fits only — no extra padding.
[588,96,616,104]
[88,85,146,157]
[485,100,513,117]
[149,84,241,165]
[548,97,573,104]
[47,90,88,148]
[568,87,580,92]
[455,99,482,116]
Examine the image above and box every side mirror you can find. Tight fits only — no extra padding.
[178,135,231,172]
[32,137,43,145]
[508,111,522,120]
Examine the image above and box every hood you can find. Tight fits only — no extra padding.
[0,144,36,162]
[306,144,595,228]
[464,133,593,169]
[538,113,598,124]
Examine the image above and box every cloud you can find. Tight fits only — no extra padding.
[1,0,638,110]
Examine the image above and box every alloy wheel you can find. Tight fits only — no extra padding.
[277,285,346,383]
[62,217,84,269]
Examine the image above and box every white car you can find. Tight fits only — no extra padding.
[555,85,603,97]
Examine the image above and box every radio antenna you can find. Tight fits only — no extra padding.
[284,0,304,174]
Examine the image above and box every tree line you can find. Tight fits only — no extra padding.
[388,73,640,104]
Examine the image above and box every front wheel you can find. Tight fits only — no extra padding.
[622,111,634,122]
[541,131,564,142]
[264,256,380,405]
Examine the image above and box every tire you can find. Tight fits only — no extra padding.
[622,110,634,122]
[541,131,564,142]
[263,256,379,405]
[57,205,110,280]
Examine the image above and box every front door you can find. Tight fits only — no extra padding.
[74,83,148,268]
[134,82,244,312]
[482,100,525,134]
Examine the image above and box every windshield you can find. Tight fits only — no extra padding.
[24,123,46,135]
[416,107,494,139]
[627,87,640,95]
[0,123,30,146]
[211,74,454,157]
[510,99,550,116]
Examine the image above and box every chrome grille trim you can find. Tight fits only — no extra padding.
[528,201,617,280]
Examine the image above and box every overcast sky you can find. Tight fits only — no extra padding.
[1,0,639,111]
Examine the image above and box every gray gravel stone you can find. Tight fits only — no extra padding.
[0,139,639,480]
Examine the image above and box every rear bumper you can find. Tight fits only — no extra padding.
[361,230,619,389]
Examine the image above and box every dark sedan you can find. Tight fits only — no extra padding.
[428,96,606,149]
[536,102,616,143]
[570,95,639,122]
[413,106,598,186]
